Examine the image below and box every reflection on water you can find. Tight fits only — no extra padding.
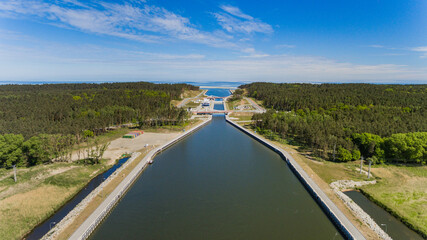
[90,117,343,240]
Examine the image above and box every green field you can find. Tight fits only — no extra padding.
[361,165,427,237]
[0,163,105,239]
[247,123,427,237]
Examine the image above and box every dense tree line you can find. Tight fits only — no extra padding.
[0,82,197,168]
[0,133,108,168]
[228,89,244,101]
[243,83,427,164]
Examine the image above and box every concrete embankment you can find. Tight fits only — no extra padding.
[49,117,212,240]
[225,116,366,240]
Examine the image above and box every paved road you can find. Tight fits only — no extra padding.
[244,97,266,113]
[177,90,207,108]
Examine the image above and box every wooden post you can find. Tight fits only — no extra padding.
[13,165,17,182]
[360,156,364,174]
[368,160,372,179]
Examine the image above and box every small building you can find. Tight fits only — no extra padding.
[202,98,210,107]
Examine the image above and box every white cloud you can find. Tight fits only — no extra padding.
[410,46,427,58]
[241,54,270,58]
[410,46,427,52]
[220,5,253,20]
[214,5,272,34]
[240,47,270,58]
[0,0,235,47]
[368,45,384,48]
[1,42,426,83]
[242,48,256,53]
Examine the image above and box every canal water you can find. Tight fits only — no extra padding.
[213,102,225,111]
[204,88,231,97]
[90,116,343,240]
[345,191,423,240]
[25,157,131,240]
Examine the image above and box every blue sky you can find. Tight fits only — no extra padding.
[0,0,426,83]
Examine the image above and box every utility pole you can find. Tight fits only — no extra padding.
[13,165,17,182]
[368,160,372,179]
[360,156,364,174]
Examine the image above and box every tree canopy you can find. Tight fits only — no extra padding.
[243,83,427,164]
[0,81,197,168]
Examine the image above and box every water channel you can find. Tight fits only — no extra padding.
[204,88,231,97]
[213,102,225,111]
[90,116,343,240]
[25,157,131,240]
[345,191,423,240]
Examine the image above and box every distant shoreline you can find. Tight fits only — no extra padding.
[199,86,237,89]
[1,81,425,86]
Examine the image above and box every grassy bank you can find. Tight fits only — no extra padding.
[56,149,151,239]
[171,89,204,106]
[360,165,427,237]
[141,119,201,133]
[72,128,129,153]
[241,122,427,237]
[0,163,105,239]
[0,117,204,240]
[226,98,253,110]
[234,122,381,239]
[183,101,200,108]
[229,112,254,121]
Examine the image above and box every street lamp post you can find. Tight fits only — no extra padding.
[368,160,372,179]
[50,221,56,230]
[380,223,387,232]
[333,232,339,240]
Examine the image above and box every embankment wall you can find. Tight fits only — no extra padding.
[226,116,366,240]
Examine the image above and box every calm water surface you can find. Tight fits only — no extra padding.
[213,103,225,110]
[345,191,423,240]
[90,117,343,240]
[204,88,231,97]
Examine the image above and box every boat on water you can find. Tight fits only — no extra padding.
[148,159,153,164]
